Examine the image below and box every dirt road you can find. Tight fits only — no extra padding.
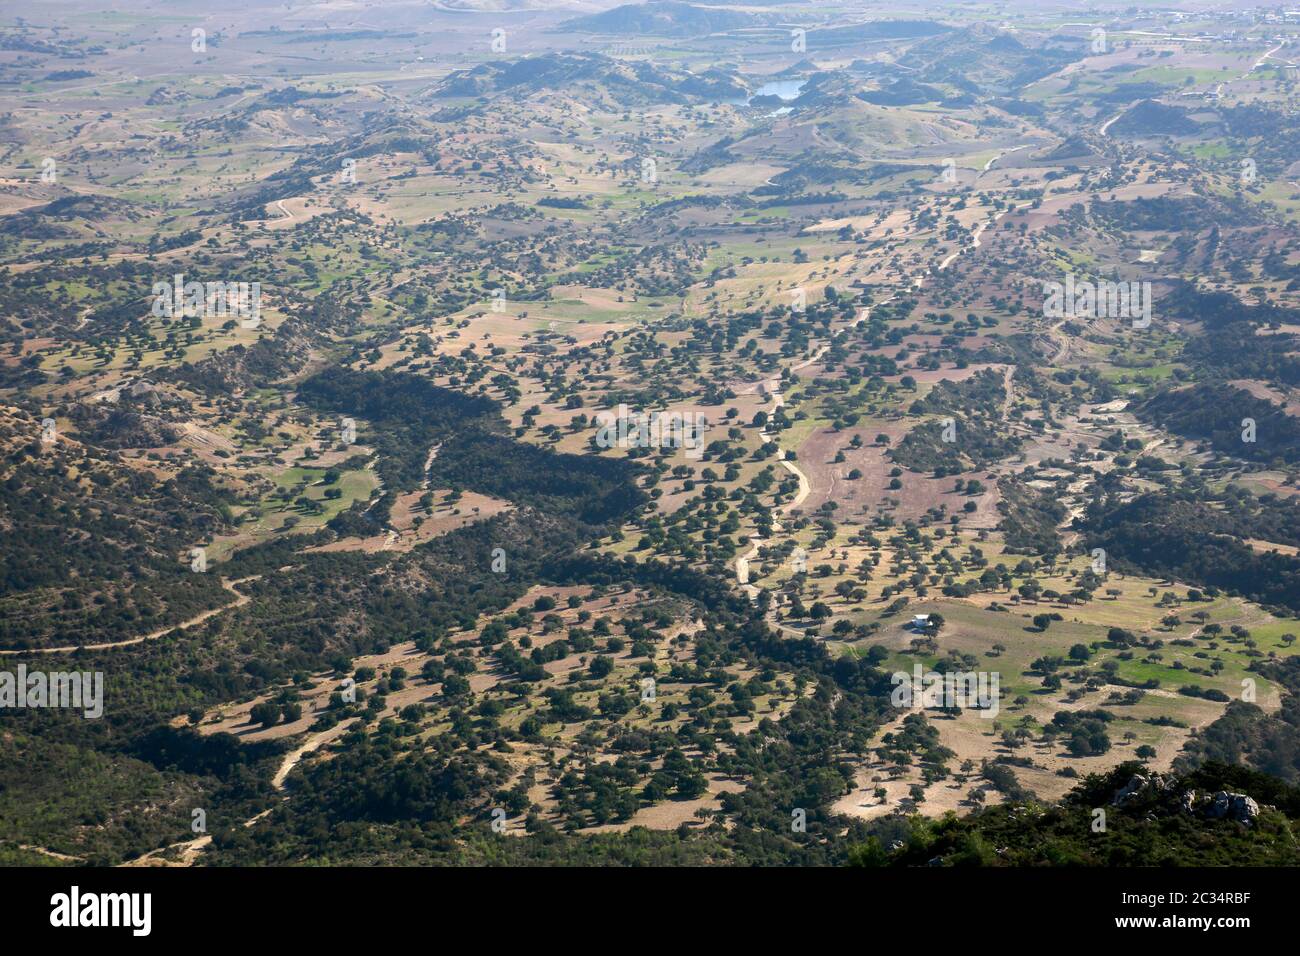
[0,575,257,657]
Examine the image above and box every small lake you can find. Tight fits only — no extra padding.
[730,78,806,117]
[729,78,806,114]
[750,78,806,101]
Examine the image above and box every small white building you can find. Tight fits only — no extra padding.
[910,614,930,630]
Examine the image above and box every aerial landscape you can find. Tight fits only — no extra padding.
[2,0,1300,903]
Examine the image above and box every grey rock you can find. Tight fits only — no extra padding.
[1112,771,1158,806]
[1206,791,1259,824]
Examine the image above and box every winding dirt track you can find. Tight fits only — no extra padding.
[122,712,359,867]
[271,718,358,790]
[733,295,896,599]
[732,194,1028,603]
[0,576,257,657]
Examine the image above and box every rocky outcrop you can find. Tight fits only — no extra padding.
[1111,770,1171,806]
[1111,773,1263,826]
[1205,792,1260,825]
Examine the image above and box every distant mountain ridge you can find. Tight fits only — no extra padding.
[559,1,764,36]
[429,51,747,105]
